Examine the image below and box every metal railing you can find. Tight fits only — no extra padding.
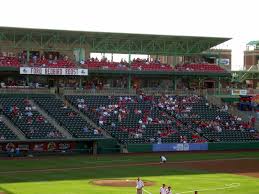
[0,87,51,94]
[63,88,136,96]
[0,86,259,97]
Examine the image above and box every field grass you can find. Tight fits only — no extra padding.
[0,151,259,194]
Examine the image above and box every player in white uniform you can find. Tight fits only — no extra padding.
[136,177,144,194]
[160,155,167,163]
[160,184,167,194]
[166,186,172,194]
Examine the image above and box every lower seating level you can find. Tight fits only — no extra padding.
[33,95,104,139]
[66,95,194,144]
[0,119,18,140]
[0,93,258,144]
[67,94,258,144]
[0,96,65,139]
[156,95,256,142]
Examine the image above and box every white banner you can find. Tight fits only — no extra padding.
[20,67,88,76]
[231,89,247,96]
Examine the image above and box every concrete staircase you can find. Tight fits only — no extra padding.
[0,115,27,140]
[29,100,73,139]
[60,95,112,138]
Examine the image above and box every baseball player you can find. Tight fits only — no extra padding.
[160,155,167,163]
[136,177,144,194]
[166,186,172,194]
[160,184,167,194]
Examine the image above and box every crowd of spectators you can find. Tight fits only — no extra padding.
[29,55,76,68]
[0,56,20,67]
[175,62,226,72]
[131,58,173,71]
[0,51,229,74]
[74,91,203,143]
[156,94,207,143]
[82,57,129,70]
[0,80,41,89]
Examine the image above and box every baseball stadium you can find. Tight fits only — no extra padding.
[0,26,259,194]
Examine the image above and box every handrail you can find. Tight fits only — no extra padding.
[0,87,258,96]
[0,87,51,94]
[63,88,136,96]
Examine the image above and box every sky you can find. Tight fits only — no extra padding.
[0,0,258,70]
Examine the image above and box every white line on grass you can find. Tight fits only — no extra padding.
[143,188,152,194]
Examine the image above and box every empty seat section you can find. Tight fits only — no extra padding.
[33,96,103,139]
[0,121,18,140]
[0,96,64,139]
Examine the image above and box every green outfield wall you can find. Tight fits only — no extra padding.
[208,142,259,150]
[127,144,153,153]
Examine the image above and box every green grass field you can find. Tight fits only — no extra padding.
[0,151,259,194]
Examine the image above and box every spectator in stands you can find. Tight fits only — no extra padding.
[15,146,20,157]
[94,129,99,135]
[256,110,259,119]
[25,111,33,117]
[215,125,222,133]
[9,147,15,157]
[150,137,155,143]
[99,118,104,126]
[180,135,187,143]
[141,123,146,129]
[216,115,221,121]
[157,137,162,144]
[29,127,34,135]
[32,55,37,63]
[251,116,256,128]
[0,135,5,140]
[36,115,44,122]
[253,132,259,139]
[11,105,19,117]
[111,122,116,128]
[17,112,23,120]
[27,117,33,124]
[68,111,76,117]
[0,81,5,88]
[78,103,83,109]
[83,126,89,133]
[62,102,68,109]
[224,103,229,111]
[196,126,202,133]
[25,105,32,111]
[192,133,203,143]
[47,131,55,138]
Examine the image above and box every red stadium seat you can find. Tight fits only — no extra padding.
[175,63,226,73]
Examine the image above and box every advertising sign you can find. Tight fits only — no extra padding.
[231,89,247,96]
[20,67,88,76]
[152,143,208,152]
[216,58,230,66]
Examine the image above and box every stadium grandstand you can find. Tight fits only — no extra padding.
[0,26,258,155]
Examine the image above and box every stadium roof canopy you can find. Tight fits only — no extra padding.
[0,26,231,56]
[247,40,259,46]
